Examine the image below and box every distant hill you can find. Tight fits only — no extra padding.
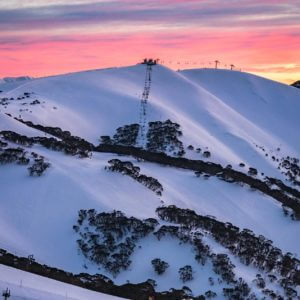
[291,80,300,88]
[0,76,32,83]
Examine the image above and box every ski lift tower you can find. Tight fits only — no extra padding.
[215,60,220,69]
[2,288,11,300]
[137,58,158,148]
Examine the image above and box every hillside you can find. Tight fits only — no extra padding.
[0,264,123,300]
[291,80,300,89]
[0,65,299,299]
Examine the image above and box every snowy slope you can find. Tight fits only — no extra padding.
[0,65,299,298]
[0,264,124,300]
[0,113,45,137]
[0,76,33,93]
[181,68,300,155]
[1,65,299,180]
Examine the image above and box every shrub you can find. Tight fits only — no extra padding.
[151,258,169,275]
[205,290,217,298]
[253,274,265,289]
[28,158,50,176]
[113,124,140,146]
[146,120,185,156]
[179,265,193,282]
[106,159,163,196]
[203,151,211,158]
[100,136,112,145]
[248,167,258,176]
[74,210,158,276]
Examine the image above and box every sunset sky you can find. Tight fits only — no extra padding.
[1,0,299,84]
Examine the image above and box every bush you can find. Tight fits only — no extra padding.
[28,158,50,176]
[146,120,185,156]
[74,209,158,276]
[179,265,193,282]
[113,124,140,146]
[0,140,8,149]
[100,124,140,146]
[212,254,235,284]
[151,258,169,275]
[203,151,211,158]
[100,136,112,145]
[253,274,265,289]
[156,205,300,288]
[106,159,163,196]
[248,167,258,176]
[205,290,217,298]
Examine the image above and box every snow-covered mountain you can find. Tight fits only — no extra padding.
[0,65,299,299]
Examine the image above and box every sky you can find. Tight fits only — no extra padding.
[0,0,300,84]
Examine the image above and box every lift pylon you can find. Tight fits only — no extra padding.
[137,59,156,148]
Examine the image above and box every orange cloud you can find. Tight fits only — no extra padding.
[0,0,299,84]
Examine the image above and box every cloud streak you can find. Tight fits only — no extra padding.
[0,0,299,31]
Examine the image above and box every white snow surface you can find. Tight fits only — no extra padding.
[0,264,124,300]
[0,65,299,297]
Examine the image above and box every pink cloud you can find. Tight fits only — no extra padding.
[0,0,299,83]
